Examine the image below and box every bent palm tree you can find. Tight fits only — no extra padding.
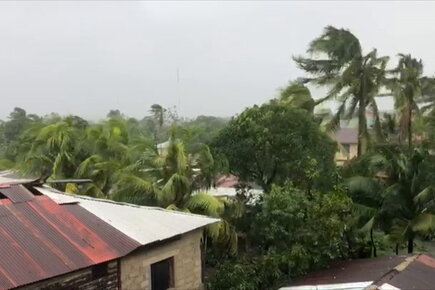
[294,26,388,155]
[388,54,435,148]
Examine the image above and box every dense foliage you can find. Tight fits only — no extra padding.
[208,185,352,290]
[2,24,435,290]
[212,100,337,192]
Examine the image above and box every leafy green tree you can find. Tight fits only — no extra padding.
[208,185,352,290]
[276,82,315,113]
[178,116,228,149]
[212,102,336,192]
[294,26,388,154]
[0,108,42,163]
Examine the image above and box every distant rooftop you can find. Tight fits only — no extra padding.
[334,128,358,144]
[281,254,435,290]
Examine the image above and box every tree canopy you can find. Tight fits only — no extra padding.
[212,101,337,192]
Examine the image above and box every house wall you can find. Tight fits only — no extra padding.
[335,143,358,165]
[120,229,203,290]
[17,260,119,290]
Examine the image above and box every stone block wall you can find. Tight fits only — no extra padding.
[120,229,203,290]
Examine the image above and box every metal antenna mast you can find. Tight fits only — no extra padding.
[177,67,181,117]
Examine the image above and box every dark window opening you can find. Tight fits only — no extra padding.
[0,192,7,199]
[151,257,174,290]
[92,262,108,279]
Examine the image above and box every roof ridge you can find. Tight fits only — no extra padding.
[39,186,220,221]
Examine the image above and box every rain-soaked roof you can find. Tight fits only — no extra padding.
[37,186,219,246]
[283,254,435,290]
[0,171,218,289]
[0,185,139,289]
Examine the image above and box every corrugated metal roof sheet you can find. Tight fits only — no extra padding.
[0,186,139,289]
[0,171,35,186]
[291,256,406,286]
[37,186,219,246]
[0,185,35,203]
[0,172,218,288]
[280,281,372,290]
[287,254,435,290]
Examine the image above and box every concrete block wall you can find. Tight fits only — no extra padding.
[120,229,203,290]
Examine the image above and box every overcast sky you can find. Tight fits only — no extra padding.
[0,1,434,120]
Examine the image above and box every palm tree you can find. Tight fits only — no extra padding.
[150,104,166,143]
[346,176,384,257]
[112,136,239,252]
[294,26,389,155]
[371,146,435,254]
[388,54,435,148]
[19,117,86,181]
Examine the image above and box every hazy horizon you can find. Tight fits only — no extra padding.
[0,1,433,120]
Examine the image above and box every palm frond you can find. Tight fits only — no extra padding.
[413,186,435,206]
[412,213,435,233]
[186,192,225,217]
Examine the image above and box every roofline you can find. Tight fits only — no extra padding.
[37,186,221,222]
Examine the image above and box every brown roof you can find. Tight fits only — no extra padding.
[292,255,405,286]
[0,184,140,289]
[291,254,435,289]
[215,174,240,188]
[334,128,358,144]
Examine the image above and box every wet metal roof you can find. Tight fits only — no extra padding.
[286,254,435,290]
[37,186,219,246]
[0,185,139,289]
[0,171,218,288]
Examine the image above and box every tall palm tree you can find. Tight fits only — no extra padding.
[388,54,435,148]
[294,26,389,155]
[150,104,166,143]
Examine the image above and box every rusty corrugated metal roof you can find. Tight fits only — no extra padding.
[291,255,406,286]
[287,254,435,290]
[0,185,140,289]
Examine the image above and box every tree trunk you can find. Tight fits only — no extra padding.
[408,104,412,149]
[357,95,367,156]
[370,228,377,257]
[408,238,414,254]
[395,243,399,255]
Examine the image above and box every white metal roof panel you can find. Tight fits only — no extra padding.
[37,186,219,245]
[280,281,373,290]
[0,170,35,185]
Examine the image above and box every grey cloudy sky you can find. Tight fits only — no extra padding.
[0,1,434,120]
